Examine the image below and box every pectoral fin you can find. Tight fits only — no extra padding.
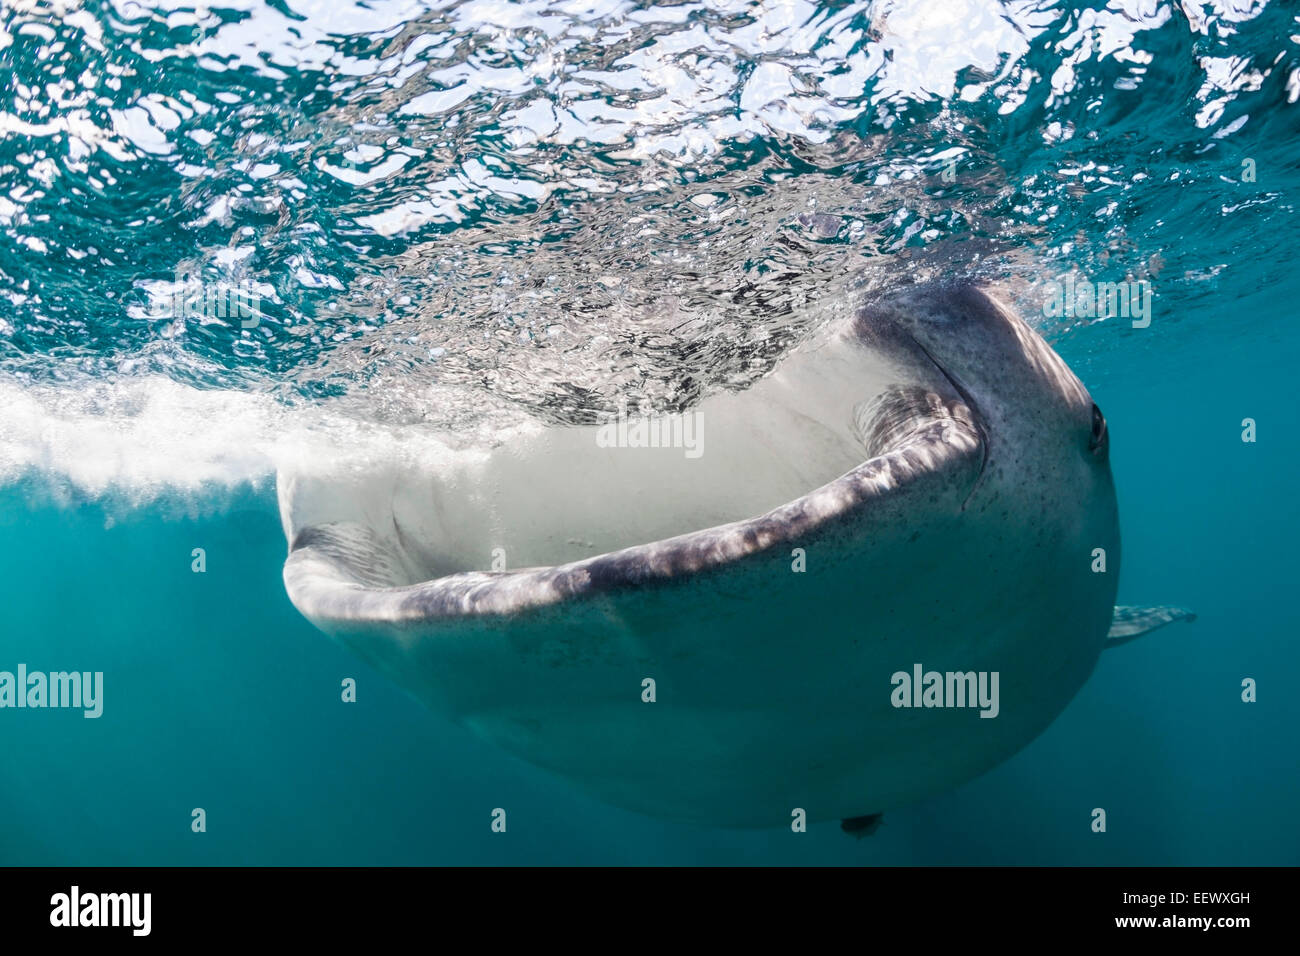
[1106,605,1197,648]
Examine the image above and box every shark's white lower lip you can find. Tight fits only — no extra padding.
[283,389,980,621]
[278,282,1134,828]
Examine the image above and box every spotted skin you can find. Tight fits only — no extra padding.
[280,281,1184,827]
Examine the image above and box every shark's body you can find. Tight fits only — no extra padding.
[279,281,1192,827]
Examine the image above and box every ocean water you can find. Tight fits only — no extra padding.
[1,0,1298,865]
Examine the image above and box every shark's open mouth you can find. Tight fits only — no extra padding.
[280,318,983,624]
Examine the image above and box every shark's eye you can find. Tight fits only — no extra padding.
[1089,403,1108,454]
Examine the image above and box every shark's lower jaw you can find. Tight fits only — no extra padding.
[279,282,1120,827]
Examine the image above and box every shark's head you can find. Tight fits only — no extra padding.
[859,281,1108,468]
[855,278,1121,643]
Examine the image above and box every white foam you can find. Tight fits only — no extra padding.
[0,374,534,510]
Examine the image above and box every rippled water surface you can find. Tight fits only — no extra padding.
[3,0,1298,492]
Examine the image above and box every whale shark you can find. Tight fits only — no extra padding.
[278,280,1193,828]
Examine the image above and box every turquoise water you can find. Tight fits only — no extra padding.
[2,0,1298,864]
